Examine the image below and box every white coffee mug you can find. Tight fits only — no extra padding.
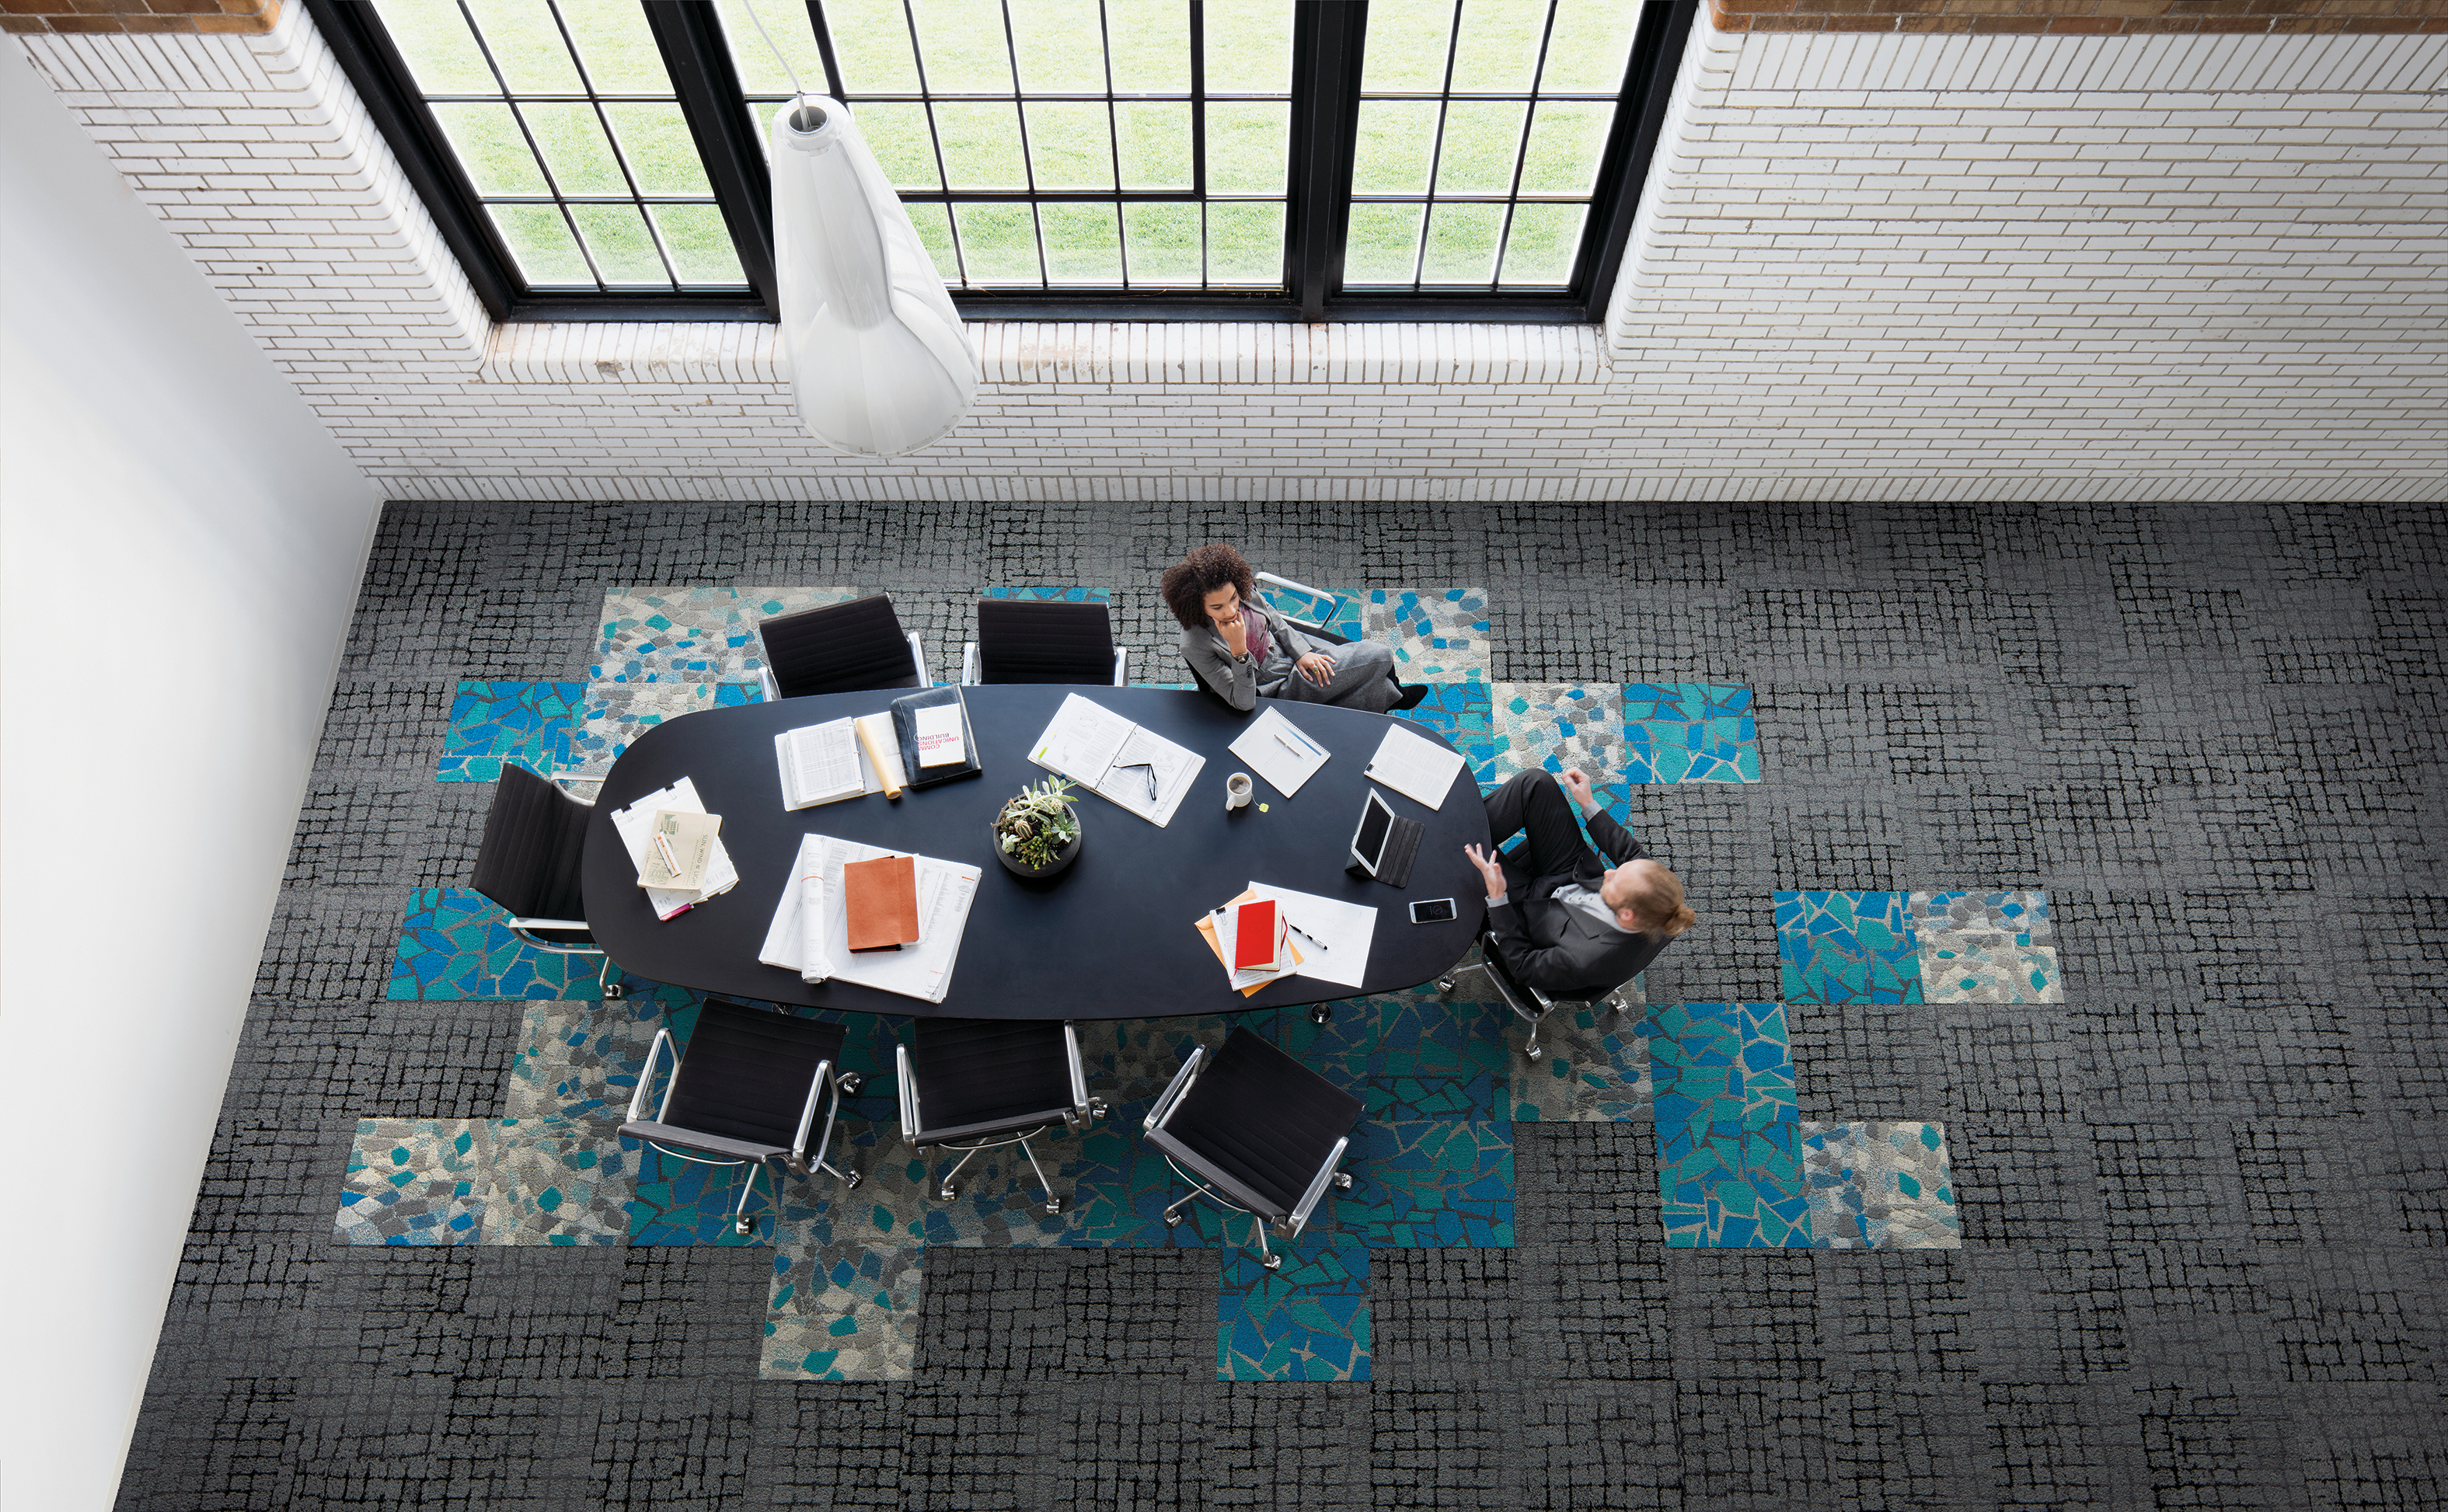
[1225,772,1254,811]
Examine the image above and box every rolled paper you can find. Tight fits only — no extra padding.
[856,714,902,799]
[798,869,830,983]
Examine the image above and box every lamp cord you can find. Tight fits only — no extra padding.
[736,0,807,105]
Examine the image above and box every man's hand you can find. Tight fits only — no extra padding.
[1559,768,1598,817]
[1463,842,1508,902]
[1295,651,1336,685]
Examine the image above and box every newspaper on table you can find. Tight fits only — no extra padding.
[1027,692,1205,827]
[757,834,980,1004]
[610,777,738,921]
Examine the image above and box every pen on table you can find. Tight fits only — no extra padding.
[1273,731,1306,759]
[1285,918,1329,954]
[1284,723,1326,757]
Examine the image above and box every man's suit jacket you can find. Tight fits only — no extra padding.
[1486,807,1665,1000]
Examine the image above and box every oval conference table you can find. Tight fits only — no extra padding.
[581,685,1492,1019]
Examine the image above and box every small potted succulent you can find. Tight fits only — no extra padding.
[992,775,1082,879]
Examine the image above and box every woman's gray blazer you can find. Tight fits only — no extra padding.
[1177,601,1316,712]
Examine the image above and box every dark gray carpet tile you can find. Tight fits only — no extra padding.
[1740,585,2005,677]
[1752,681,2028,787]
[1978,1379,2145,1512]
[1515,1381,1686,1512]
[2090,1118,2252,1245]
[1368,1248,1523,1381]
[1665,1252,1826,1381]
[2345,1005,2448,1121]
[2368,589,2447,682]
[1670,1375,1839,1508]
[2111,1241,2288,1377]
[895,1380,1051,1512]
[1948,1123,2111,1246]
[1065,1249,1217,1382]
[745,1382,906,1512]
[1759,786,1915,891]
[1930,1005,2085,1123]
[316,678,459,772]
[1824,1374,1989,1512]
[1369,1381,1514,1510]
[2289,1382,2448,1512]
[1787,998,1945,1121]
[217,998,523,1123]
[583,1378,755,1512]
[253,887,417,1004]
[1966,1245,2133,1381]
[2261,1246,2445,1385]
[281,779,482,891]
[916,1248,1081,1381]
[606,1248,770,1380]
[1815,1252,1978,1382]
[1209,1381,1370,1511]
[1053,1381,1208,1512]
[2368,1129,2448,1249]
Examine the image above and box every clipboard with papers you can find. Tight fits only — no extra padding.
[1027,692,1205,827]
[758,834,980,1004]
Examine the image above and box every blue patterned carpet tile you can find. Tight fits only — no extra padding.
[1487,682,1629,784]
[1218,1229,1370,1381]
[1801,1120,1962,1250]
[1648,1002,1810,1248]
[481,1116,633,1245]
[1909,890,2063,1003]
[1362,587,1493,681]
[765,1184,923,1381]
[1056,1113,1222,1251]
[435,679,586,783]
[503,998,682,1129]
[1773,890,1925,1005]
[623,1140,773,1247]
[1255,582,1363,642]
[1620,682,1761,783]
[335,1118,490,1245]
[1272,991,1512,1120]
[1343,1118,1514,1249]
[1389,680,1500,782]
[982,584,1111,603]
[1072,1015,1237,1105]
[592,586,860,686]
[385,888,599,1002]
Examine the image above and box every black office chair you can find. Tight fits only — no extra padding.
[756,594,930,701]
[470,763,621,999]
[960,598,1128,685]
[896,1018,1104,1214]
[620,998,863,1236]
[1437,931,1637,1061]
[1142,1028,1360,1270]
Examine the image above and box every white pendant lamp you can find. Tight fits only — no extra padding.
[769,96,978,457]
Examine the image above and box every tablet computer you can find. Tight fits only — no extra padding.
[1349,789,1397,877]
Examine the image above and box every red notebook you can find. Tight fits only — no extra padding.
[1233,898,1279,971]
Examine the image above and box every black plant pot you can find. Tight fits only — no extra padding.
[993,807,1082,880]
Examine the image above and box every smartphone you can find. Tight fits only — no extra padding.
[1409,897,1457,925]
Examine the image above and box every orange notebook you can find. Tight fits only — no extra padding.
[840,855,921,953]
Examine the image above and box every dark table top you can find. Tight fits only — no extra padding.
[581,685,1491,1019]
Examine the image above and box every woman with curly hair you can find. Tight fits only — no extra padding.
[1159,544,1426,714]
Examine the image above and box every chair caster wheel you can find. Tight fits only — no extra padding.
[1163,1211,1184,1228]
[734,1217,754,1237]
[1044,1196,1065,1215]
[843,1172,863,1190]
[603,984,624,1000]
[1525,1044,1543,1061]
[937,1183,959,1201]
[838,1073,863,1095]
[1310,1004,1333,1026]
[1263,1253,1283,1271]
[1435,976,1456,995]
[1089,1098,1107,1119]
[1334,1172,1354,1190]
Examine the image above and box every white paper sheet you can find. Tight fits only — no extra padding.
[1363,724,1467,810]
[1228,705,1330,798]
[795,863,828,984]
[611,777,737,920]
[1030,692,1132,779]
[1028,692,1205,827]
[1245,880,1379,989]
[913,702,966,766]
[758,834,981,1004]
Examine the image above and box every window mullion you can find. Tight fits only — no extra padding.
[1284,0,1365,319]
[642,0,780,314]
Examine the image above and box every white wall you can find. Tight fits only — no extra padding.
[0,42,379,1512]
[16,7,2447,502]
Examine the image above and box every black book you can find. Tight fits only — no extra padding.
[890,685,982,789]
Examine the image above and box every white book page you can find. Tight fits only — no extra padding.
[1101,724,1205,827]
[1028,692,1133,786]
[913,702,966,767]
[776,719,863,810]
[1363,724,1466,810]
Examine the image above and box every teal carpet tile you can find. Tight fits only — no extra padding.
[1622,682,1760,783]
[1800,1120,1962,1250]
[1910,890,2063,1002]
[1390,680,1499,781]
[624,1140,769,1247]
[1775,890,1924,1005]
[1278,989,1512,1121]
[1650,1002,1812,1248]
[1218,1229,1370,1381]
[982,584,1111,602]
[1342,1118,1515,1248]
[385,887,600,1002]
[1256,581,1363,642]
[1487,681,1628,783]
[436,679,584,782]
[503,998,692,1130]
[1362,587,1492,681]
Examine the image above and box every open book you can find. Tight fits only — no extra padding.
[1027,692,1205,827]
[776,713,908,810]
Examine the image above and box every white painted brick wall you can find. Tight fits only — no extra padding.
[13,11,2446,503]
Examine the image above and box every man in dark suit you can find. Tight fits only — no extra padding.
[1462,769,1696,1000]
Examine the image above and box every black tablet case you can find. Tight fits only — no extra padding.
[890,685,983,789]
[1347,807,1424,888]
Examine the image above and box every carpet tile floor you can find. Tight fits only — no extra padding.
[119,499,2448,1511]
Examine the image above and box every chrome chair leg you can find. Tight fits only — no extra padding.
[598,954,623,1000]
[731,1159,766,1237]
[933,1144,982,1201]
[1019,1137,1063,1214]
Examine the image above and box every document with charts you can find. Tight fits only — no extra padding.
[757,834,980,1004]
[1027,692,1205,827]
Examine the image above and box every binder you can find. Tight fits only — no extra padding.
[889,685,982,789]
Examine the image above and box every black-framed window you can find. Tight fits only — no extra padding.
[309,0,1695,324]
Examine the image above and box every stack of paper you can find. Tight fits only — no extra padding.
[758,834,980,1004]
[1194,887,1306,996]
[1226,705,1330,798]
[611,778,738,921]
[1364,724,1466,809]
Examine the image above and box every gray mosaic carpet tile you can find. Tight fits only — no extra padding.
[1488,681,1629,782]
[1800,1120,1964,1250]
